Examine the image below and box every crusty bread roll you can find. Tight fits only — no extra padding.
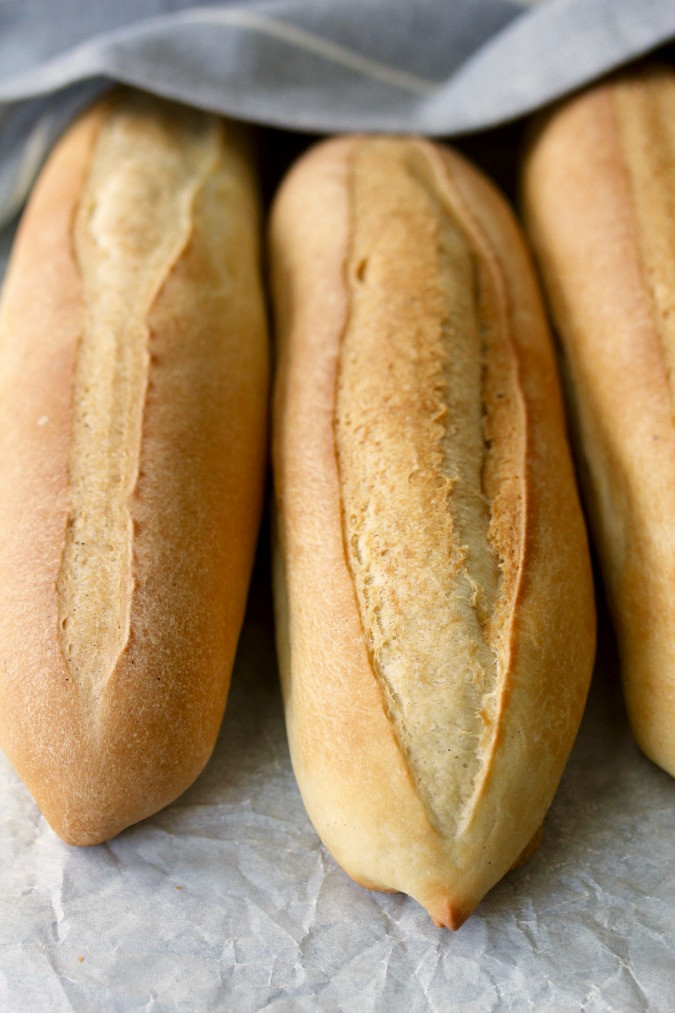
[521,63,675,777]
[0,89,269,844]
[270,136,595,928]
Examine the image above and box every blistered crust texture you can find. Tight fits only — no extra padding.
[337,139,525,836]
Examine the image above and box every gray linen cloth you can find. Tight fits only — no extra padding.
[1,0,674,227]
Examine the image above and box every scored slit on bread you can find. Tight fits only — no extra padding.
[336,139,525,838]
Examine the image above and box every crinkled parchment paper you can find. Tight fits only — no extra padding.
[1,551,672,1012]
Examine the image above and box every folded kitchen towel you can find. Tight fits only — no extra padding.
[0,0,674,226]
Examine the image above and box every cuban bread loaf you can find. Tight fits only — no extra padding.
[522,63,675,776]
[0,89,269,844]
[270,136,595,928]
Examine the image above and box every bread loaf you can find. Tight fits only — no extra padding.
[0,89,269,844]
[269,136,595,928]
[521,63,675,777]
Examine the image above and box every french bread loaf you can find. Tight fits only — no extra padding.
[270,136,595,928]
[0,89,269,844]
[521,63,675,777]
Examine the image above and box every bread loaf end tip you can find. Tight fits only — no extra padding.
[428,898,473,932]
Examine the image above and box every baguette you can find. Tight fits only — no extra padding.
[521,63,675,776]
[0,89,269,844]
[270,136,595,928]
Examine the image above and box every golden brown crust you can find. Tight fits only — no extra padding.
[270,135,595,927]
[522,63,675,776]
[0,90,269,844]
